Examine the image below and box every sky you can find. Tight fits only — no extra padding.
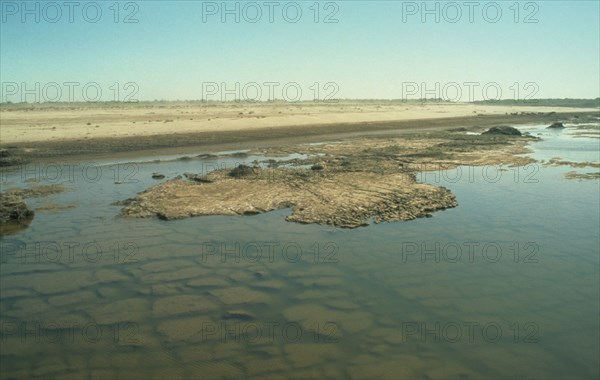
[1,0,599,102]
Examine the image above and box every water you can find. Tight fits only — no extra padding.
[1,125,598,379]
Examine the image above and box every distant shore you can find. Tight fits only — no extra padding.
[0,102,597,165]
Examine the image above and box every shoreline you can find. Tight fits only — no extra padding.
[2,109,598,230]
[2,110,597,166]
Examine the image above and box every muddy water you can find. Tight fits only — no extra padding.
[1,125,598,379]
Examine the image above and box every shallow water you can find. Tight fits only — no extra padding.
[1,125,599,379]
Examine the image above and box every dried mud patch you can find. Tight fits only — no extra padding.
[121,170,457,228]
[1,184,67,235]
[564,171,600,180]
[119,133,534,228]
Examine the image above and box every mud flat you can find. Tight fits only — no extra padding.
[121,168,458,228]
[564,171,600,180]
[120,130,537,228]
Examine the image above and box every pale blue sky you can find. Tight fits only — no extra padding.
[1,0,599,102]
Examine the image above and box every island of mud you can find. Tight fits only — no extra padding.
[120,129,536,228]
[0,184,65,235]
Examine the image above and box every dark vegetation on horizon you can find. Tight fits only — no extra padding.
[472,98,600,108]
[1,98,599,108]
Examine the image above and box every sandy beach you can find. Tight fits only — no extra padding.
[2,102,595,144]
[1,102,597,164]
